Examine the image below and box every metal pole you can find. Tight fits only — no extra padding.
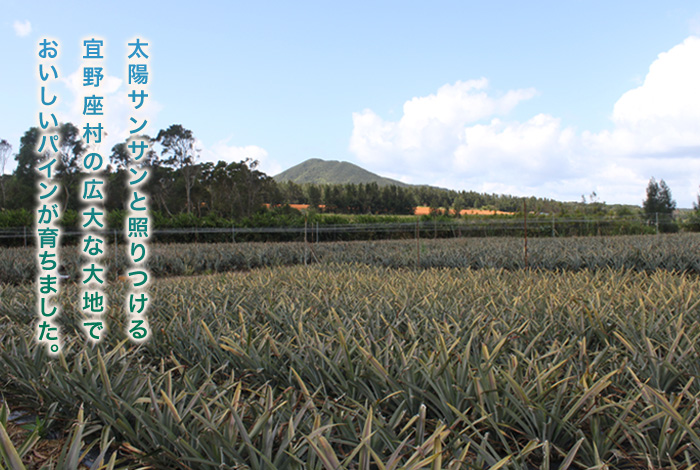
[304,213,308,266]
[24,226,27,247]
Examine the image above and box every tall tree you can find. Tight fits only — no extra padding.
[15,128,41,183]
[107,136,156,212]
[155,125,199,214]
[12,124,85,211]
[686,187,700,232]
[55,123,86,211]
[201,158,273,218]
[241,159,267,217]
[0,139,11,208]
[110,135,156,171]
[13,127,43,209]
[148,162,176,217]
[109,142,131,172]
[643,177,676,232]
[306,184,322,208]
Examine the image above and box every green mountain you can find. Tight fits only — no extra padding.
[273,158,409,187]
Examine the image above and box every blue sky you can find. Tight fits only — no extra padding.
[2,1,700,206]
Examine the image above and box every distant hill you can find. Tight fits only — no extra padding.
[273,158,409,187]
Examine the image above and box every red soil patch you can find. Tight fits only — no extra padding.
[414,206,514,216]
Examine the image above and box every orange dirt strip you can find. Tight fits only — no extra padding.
[264,204,514,216]
[414,206,514,216]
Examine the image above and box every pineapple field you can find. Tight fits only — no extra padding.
[1,234,699,468]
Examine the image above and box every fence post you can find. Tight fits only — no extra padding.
[416,216,420,269]
[523,199,528,269]
[552,214,555,238]
[655,212,659,235]
[24,226,27,247]
[304,213,308,266]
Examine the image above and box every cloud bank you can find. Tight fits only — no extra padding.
[350,36,700,207]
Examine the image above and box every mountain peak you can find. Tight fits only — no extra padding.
[274,158,408,187]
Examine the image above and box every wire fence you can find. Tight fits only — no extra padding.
[0,213,676,246]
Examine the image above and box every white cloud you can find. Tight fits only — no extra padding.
[588,36,700,156]
[348,36,700,207]
[454,114,576,184]
[13,20,31,37]
[350,79,536,172]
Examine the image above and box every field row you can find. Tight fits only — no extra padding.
[2,232,699,284]
[2,264,700,468]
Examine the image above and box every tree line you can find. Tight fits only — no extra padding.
[1,124,276,220]
[0,123,697,234]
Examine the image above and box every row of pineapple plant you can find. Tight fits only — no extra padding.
[2,233,700,284]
